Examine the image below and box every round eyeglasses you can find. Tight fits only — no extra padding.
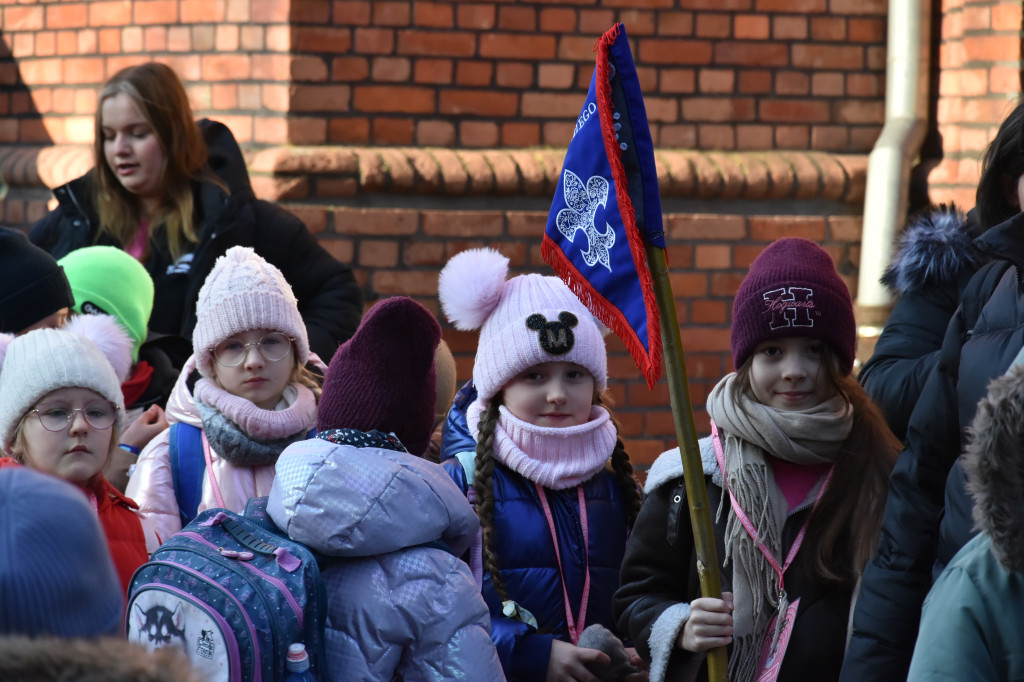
[211,332,295,368]
[31,401,119,432]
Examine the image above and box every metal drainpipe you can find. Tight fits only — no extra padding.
[854,0,932,369]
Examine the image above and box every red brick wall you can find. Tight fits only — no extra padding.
[0,0,295,145]
[923,0,1024,208]
[2,0,889,151]
[269,202,865,468]
[291,0,888,151]
[6,0,1021,468]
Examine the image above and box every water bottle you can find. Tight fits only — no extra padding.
[284,642,317,681]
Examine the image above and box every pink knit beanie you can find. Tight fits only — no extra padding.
[438,248,607,410]
[193,247,309,378]
[316,296,441,455]
[731,238,856,373]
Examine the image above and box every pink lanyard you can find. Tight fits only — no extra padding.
[535,483,591,645]
[202,430,227,509]
[710,421,833,591]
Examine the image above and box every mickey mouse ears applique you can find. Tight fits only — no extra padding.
[526,312,579,355]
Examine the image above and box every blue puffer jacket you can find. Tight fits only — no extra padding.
[440,380,477,459]
[440,386,632,681]
[269,429,504,682]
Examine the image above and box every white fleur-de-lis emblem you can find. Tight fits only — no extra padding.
[555,169,616,271]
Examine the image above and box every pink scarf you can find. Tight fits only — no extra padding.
[192,379,317,441]
[469,403,617,490]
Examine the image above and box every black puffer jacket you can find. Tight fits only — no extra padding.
[29,120,362,363]
[858,205,988,441]
[840,211,1024,682]
[614,443,854,682]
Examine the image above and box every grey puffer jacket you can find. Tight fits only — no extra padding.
[268,429,504,682]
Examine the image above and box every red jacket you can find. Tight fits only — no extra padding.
[0,458,147,596]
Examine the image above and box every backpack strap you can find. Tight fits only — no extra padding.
[453,450,483,588]
[169,422,206,526]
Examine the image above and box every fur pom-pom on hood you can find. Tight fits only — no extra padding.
[438,248,510,331]
[963,364,1024,573]
[881,204,986,295]
[64,313,134,383]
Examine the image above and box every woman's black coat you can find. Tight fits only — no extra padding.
[29,119,362,363]
[841,212,1024,682]
[858,206,987,441]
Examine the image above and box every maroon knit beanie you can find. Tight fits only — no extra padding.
[731,238,856,373]
[316,296,441,455]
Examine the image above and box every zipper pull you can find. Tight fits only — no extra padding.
[219,547,254,561]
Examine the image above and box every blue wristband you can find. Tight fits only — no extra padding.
[119,443,142,455]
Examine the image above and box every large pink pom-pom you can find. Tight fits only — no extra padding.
[438,248,509,331]
[64,314,134,383]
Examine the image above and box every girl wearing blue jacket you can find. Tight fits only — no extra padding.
[438,248,646,682]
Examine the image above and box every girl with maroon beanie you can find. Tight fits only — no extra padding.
[614,238,898,682]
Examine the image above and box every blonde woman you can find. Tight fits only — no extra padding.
[31,62,362,363]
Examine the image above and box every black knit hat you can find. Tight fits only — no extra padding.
[0,228,75,334]
[731,238,856,373]
[317,296,441,455]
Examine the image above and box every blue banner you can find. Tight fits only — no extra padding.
[542,23,664,388]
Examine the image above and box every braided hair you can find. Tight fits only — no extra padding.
[473,399,512,603]
[473,391,643,603]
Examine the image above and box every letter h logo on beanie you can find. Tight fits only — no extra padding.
[763,287,815,330]
[731,238,855,373]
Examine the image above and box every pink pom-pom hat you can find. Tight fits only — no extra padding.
[438,247,608,410]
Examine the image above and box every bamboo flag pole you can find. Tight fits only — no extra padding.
[645,243,729,682]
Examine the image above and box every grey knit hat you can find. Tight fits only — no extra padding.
[0,467,123,637]
[0,315,130,455]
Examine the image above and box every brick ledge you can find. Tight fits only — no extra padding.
[0,144,866,204]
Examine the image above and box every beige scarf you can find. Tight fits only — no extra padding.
[706,373,852,681]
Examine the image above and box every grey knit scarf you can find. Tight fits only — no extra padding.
[706,373,852,681]
[195,398,312,467]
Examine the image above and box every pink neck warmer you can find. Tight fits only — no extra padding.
[192,378,317,441]
[470,402,618,490]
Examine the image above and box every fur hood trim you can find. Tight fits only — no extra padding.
[0,635,205,682]
[963,364,1024,572]
[881,204,983,295]
[644,436,721,493]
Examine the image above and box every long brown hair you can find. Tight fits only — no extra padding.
[735,346,899,586]
[474,389,643,603]
[93,62,218,261]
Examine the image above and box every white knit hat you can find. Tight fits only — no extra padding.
[193,246,309,378]
[0,314,131,454]
[438,248,607,409]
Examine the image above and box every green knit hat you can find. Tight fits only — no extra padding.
[58,246,154,362]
